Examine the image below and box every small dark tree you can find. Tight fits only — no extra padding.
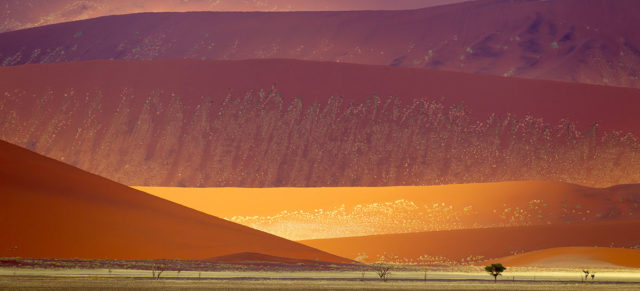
[485,263,506,282]
[152,264,164,280]
[583,269,590,282]
[175,259,182,277]
[374,263,392,282]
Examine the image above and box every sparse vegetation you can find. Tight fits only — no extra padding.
[485,263,506,282]
[583,269,590,281]
[3,88,638,188]
[151,263,164,279]
[374,263,392,282]
[0,257,361,272]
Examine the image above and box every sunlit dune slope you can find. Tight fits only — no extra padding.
[299,220,640,264]
[1,0,639,87]
[480,247,640,268]
[1,59,639,188]
[137,182,640,240]
[0,140,351,263]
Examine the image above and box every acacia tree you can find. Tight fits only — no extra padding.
[374,263,392,282]
[485,263,506,282]
[583,269,590,281]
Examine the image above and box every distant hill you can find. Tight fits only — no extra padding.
[300,219,640,264]
[1,59,639,187]
[0,0,472,33]
[0,139,350,263]
[1,0,639,87]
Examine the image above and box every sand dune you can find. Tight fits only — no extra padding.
[1,0,639,87]
[137,182,640,240]
[1,59,639,188]
[0,0,471,33]
[300,220,640,264]
[0,139,350,263]
[207,252,341,265]
[481,247,640,268]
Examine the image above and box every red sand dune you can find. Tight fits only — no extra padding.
[481,247,640,268]
[1,0,639,87]
[138,182,640,240]
[207,252,342,265]
[0,139,350,263]
[0,0,471,33]
[300,219,640,264]
[1,59,639,188]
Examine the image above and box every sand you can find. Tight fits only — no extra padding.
[484,247,640,268]
[137,182,640,240]
[0,140,349,263]
[300,220,640,264]
[2,0,639,88]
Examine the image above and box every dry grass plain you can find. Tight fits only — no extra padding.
[1,268,640,290]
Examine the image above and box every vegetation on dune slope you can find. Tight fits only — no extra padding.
[1,87,638,187]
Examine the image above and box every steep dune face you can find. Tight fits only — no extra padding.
[1,0,639,87]
[138,182,640,240]
[1,59,639,187]
[0,140,350,263]
[0,0,472,33]
[482,247,640,268]
[299,220,640,264]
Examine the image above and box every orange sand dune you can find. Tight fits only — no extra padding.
[207,252,341,265]
[138,182,640,240]
[481,247,640,268]
[0,139,350,263]
[300,220,640,264]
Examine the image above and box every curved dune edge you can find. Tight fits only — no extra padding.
[137,182,640,240]
[299,220,640,264]
[479,247,640,268]
[0,139,350,263]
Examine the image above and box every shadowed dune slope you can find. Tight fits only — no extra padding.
[207,252,341,266]
[137,182,640,240]
[2,59,638,135]
[481,247,640,268]
[0,139,351,263]
[0,0,472,33]
[1,59,639,188]
[300,220,640,264]
[1,0,639,87]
